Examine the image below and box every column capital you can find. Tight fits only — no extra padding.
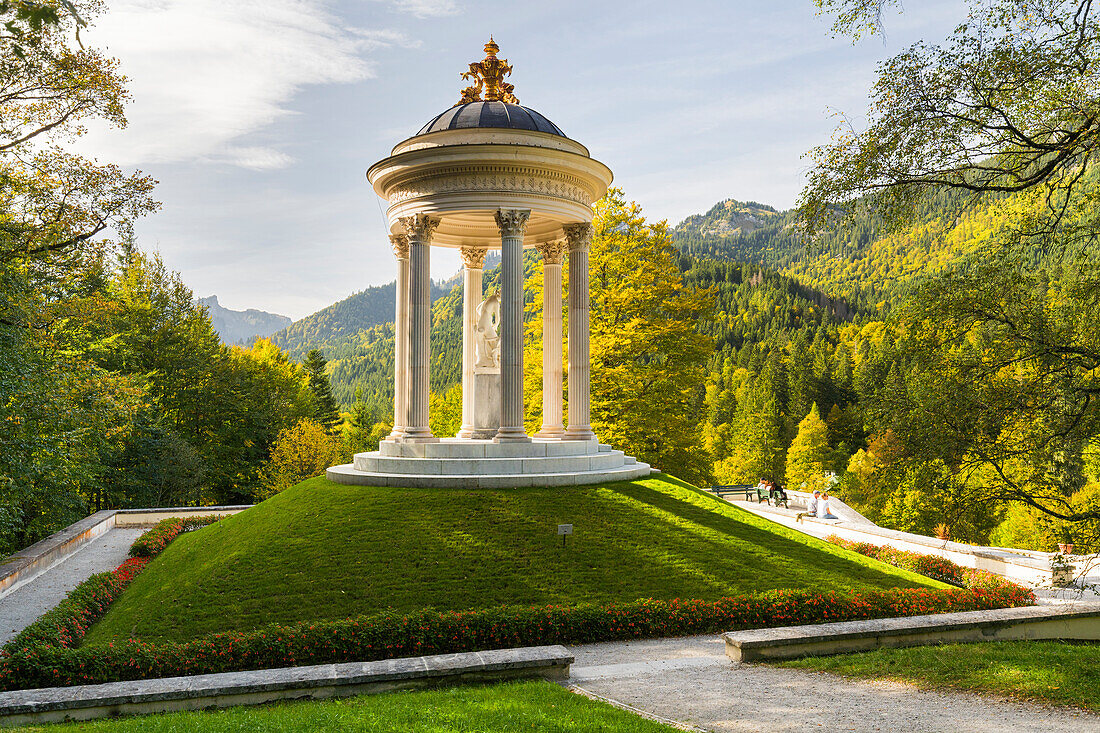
[460,246,488,269]
[389,233,409,260]
[563,222,593,252]
[399,214,439,242]
[535,240,568,265]
[494,209,530,238]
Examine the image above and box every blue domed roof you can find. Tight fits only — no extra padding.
[416,101,565,138]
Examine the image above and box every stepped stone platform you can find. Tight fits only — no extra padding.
[327,438,651,488]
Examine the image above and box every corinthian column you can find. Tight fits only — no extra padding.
[534,240,567,438]
[563,223,596,442]
[387,233,410,441]
[493,209,531,442]
[399,213,439,443]
[457,246,487,439]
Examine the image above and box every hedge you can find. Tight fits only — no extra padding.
[128,515,222,558]
[0,518,1036,691]
[825,535,1026,591]
[0,585,1033,690]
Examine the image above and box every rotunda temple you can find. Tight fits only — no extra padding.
[327,39,650,488]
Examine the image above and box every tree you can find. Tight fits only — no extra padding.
[0,0,157,549]
[715,376,785,484]
[802,0,1100,239]
[258,419,347,500]
[304,349,341,434]
[785,404,831,491]
[586,189,715,484]
[872,256,1100,527]
[0,0,156,285]
[802,0,1100,542]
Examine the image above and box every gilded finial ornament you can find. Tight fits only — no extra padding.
[457,36,519,105]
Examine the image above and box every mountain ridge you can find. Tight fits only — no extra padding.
[197,295,291,346]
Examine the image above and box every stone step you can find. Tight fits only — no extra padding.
[0,646,573,727]
[723,604,1100,663]
[327,461,653,488]
[379,438,600,459]
[353,451,627,476]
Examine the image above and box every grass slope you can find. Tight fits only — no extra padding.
[8,680,678,732]
[778,641,1100,711]
[85,474,942,644]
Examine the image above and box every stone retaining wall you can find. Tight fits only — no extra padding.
[0,506,251,601]
[724,604,1100,662]
[0,646,572,727]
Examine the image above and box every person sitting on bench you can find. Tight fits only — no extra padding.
[768,479,787,504]
[807,489,821,517]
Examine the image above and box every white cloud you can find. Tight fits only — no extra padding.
[78,0,411,169]
[387,0,458,18]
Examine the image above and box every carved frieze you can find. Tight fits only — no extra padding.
[386,166,593,208]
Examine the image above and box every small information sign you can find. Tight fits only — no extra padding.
[557,524,573,535]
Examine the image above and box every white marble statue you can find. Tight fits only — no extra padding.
[474,290,502,370]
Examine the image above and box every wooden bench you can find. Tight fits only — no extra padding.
[711,485,788,509]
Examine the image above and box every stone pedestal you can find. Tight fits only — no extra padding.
[471,372,501,439]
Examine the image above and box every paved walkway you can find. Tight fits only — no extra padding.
[567,635,1100,732]
[0,527,143,645]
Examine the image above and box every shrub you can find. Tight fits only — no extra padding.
[128,515,221,559]
[825,535,1027,592]
[0,585,1032,691]
[2,558,150,655]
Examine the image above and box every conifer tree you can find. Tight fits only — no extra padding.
[304,349,341,434]
[785,403,831,491]
[716,376,785,484]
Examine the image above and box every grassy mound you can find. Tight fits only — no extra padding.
[85,474,942,644]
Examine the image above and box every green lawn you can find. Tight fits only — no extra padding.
[84,473,941,644]
[777,641,1100,711]
[8,679,677,732]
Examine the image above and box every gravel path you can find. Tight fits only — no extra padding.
[0,527,144,645]
[566,635,1100,732]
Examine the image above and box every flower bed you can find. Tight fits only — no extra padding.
[0,518,1035,691]
[0,584,1033,690]
[825,535,1026,591]
[128,516,221,558]
[2,517,221,658]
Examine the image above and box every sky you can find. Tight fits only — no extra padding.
[74,0,964,320]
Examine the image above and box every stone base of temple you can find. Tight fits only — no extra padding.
[326,438,652,488]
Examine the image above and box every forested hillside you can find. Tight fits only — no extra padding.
[672,189,1004,311]
[270,281,449,363]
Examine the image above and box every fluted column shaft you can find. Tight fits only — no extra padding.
[457,246,487,439]
[400,214,439,443]
[388,234,410,440]
[534,241,567,438]
[494,209,531,442]
[564,223,596,441]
